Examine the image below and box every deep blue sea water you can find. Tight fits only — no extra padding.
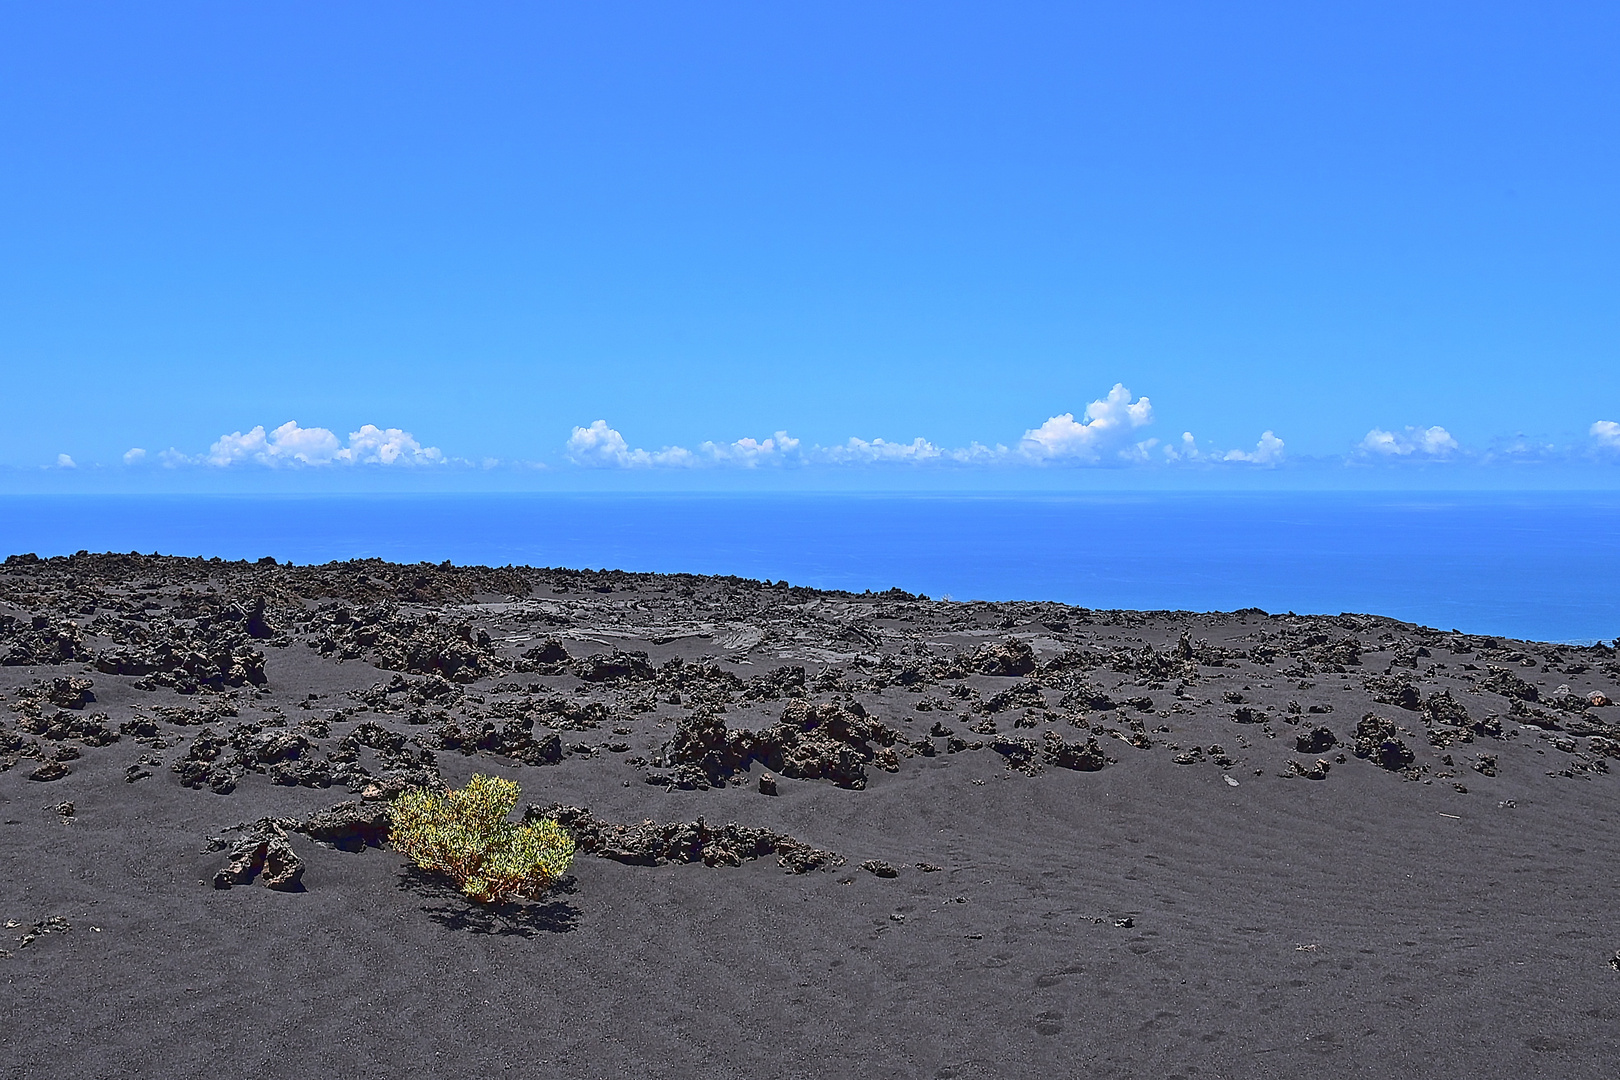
[0,493,1615,644]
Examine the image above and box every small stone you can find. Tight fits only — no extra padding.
[1590,692,1611,708]
[861,859,898,878]
[1114,917,1134,929]
[757,773,778,796]
[16,916,70,948]
[1282,758,1331,781]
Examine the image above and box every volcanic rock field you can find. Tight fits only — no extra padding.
[2,552,1618,1078]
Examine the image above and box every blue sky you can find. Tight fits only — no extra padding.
[3,1,1618,489]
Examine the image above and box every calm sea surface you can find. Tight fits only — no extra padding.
[0,493,1615,644]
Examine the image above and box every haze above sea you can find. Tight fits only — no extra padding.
[0,492,1615,645]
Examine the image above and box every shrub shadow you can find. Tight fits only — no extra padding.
[396,866,580,936]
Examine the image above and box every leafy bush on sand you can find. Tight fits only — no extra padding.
[391,774,575,903]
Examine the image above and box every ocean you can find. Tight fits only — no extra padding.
[0,492,1615,644]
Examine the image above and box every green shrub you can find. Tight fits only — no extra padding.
[390,774,575,904]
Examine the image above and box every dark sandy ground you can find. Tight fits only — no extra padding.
[1,553,1617,1079]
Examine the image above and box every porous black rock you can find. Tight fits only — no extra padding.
[27,760,71,782]
[213,824,305,891]
[295,801,391,851]
[0,615,89,666]
[44,676,96,710]
[954,639,1037,677]
[1042,731,1112,771]
[1295,726,1338,754]
[537,805,843,873]
[663,698,901,790]
[575,650,654,683]
[1353,714,1415,770]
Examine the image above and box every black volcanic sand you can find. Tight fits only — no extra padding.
[2,553,1618,1079]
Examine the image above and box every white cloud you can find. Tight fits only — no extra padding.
[945,442,1010,464]
[571,420,970,469]
[1224,431,1285,465]
[56,453,76,469]
[565,420,632,467]
[566,420,695,468]
[815,437,1011,466]
[697,431,803,467]
[1162,432,1201,462]
[564,388,1291,472]
[1592,420,1620,450]
[1019,384,1153,463]
[571,423,817,469]
[208,423,330,466]
[123,448,146,465]
[339,424,444,465]
[823,436,945,465]
[1423,427,1461,454]
[201,421,442,467]
[589,427,1016,469]
[1358,425,1459,458]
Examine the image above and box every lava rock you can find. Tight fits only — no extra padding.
[1365,675,1421,710]
[1353,714,1415,770]
[1295,726,1338,753]
[575,650,654,683]
[1481,666,1540,702]
[664,698,901,791]
[27,760,71,782]
[44,676,96,710]
[434,717,559,766]
[295,801,391,851]
[1043,731,1111,771]
[956,639,1037,677]
[538,805,843,873]
[213,826,305,891]
[0,615,89,666]
[990,735,1042,774]
[1283,758,1332,780]
[18,710,119,746]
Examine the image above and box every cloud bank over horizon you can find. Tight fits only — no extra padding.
[36,391,1620,476]
[567,384,1288,471]
[122,422,445,469]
